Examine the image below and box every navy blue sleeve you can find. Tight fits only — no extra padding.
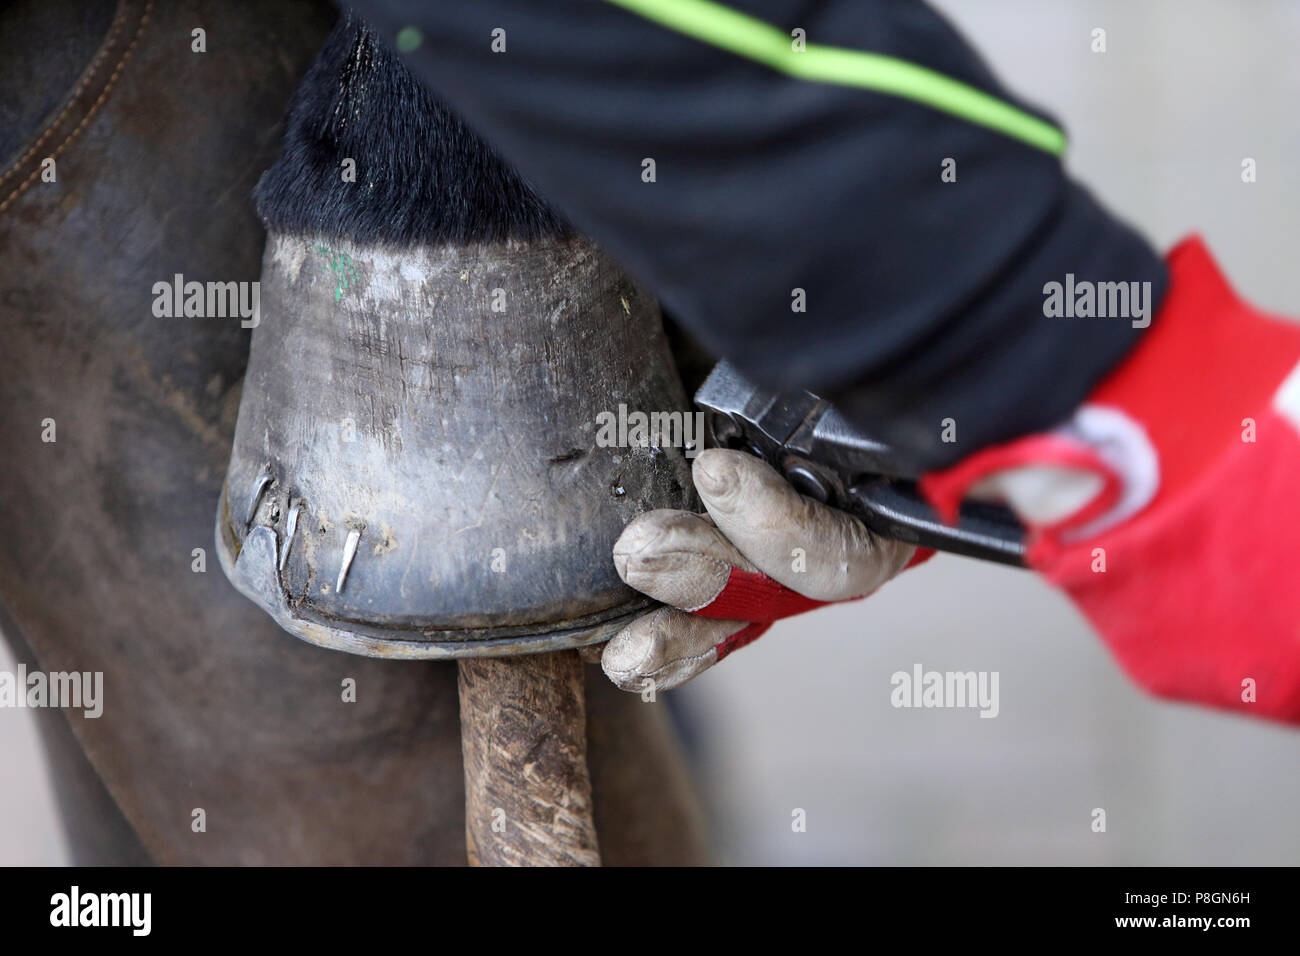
[347,0,1166,469]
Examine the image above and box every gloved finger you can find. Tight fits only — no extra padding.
[692,448,915,601]
[612,508,759,610]
[600,605,758,692]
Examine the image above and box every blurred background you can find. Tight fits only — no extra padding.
[4,0,1299,864]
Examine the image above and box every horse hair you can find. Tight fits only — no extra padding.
[254,10,569,246]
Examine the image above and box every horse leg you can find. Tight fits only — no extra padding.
[235,13,709,866]
[1,0,709,865]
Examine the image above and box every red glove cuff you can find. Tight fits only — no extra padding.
[691,549,935,661]
[923,236,1300,723]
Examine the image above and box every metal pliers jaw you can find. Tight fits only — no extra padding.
[695,362,1027,568]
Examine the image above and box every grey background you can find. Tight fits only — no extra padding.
[3,0,1298,865]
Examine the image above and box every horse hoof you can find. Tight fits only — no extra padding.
[216,232,698,658]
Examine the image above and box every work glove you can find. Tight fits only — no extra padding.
[600,448,928,692]
[922,236,1300,724]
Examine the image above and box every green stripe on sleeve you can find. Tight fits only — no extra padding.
[600,0,1067,155]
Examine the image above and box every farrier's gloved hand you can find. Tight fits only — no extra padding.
[600,448,928,692]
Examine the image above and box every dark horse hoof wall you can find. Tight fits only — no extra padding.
[216,232,698,659]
